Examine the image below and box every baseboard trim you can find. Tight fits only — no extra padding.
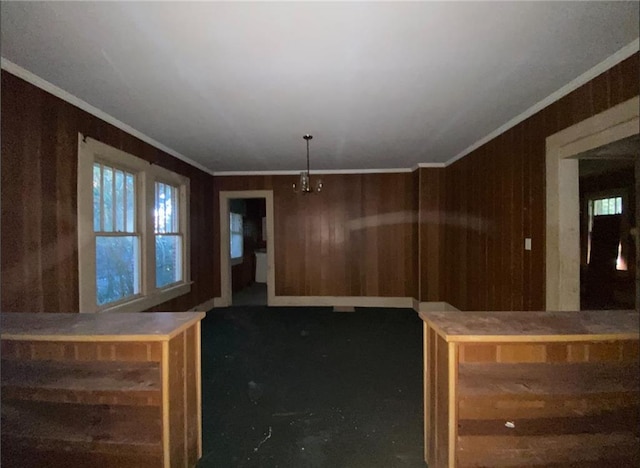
[413,301,460,312]
[188,296,459,312]
[188,297,221,312]
[269,296,414,308]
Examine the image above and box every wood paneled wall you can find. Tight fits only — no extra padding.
[419,168,446,302]
[444,54,639,311]
[214,173,418,298]
[0,71,216,313]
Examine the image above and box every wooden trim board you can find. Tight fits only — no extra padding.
[161,341,170,468]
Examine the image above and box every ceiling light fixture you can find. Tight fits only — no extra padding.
[293,134,322,193]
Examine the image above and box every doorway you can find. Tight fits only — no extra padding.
[577,137,638,310]
[546,96,639,310]
[229,198,267,306]
[219,190,275,307]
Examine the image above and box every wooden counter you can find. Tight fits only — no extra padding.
[419,310,640,468]
[1,312,205,468]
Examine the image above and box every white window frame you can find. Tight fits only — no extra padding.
[230,212,244,266]
[154,179,186,288]
[78,135,191,313]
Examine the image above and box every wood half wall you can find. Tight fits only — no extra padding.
[0,71,216,313]
[443,53,639,311]
[214,173,418,299]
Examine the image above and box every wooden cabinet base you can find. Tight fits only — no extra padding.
[1,312,205,468]
[420,310,640,468]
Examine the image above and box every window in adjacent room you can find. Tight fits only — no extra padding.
[78,135,190,312]
[587,195,626,270]
[230,212,244,265]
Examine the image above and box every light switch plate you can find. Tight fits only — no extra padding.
[525,238,532,251]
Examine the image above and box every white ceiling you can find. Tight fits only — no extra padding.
[1,1,638,173]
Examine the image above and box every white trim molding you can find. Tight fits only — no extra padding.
[545,96,639,311]
[413,301,461,313]
[269,296,414,308]
[446,39,639,167]
[214,168,413,176]
[3,39,637,176]
[192,295,459,311]
[219,190,276,307]
[78,134,192,313]
[1,57,214,177]
[188,297,219,312]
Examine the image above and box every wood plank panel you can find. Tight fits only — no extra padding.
[459,392,640,420]
[0,446,162,468]
[168,332,186,468]
[426,326,437,466]
[458,408,639,436]
[444,53,639,311]
[419,168,446,302]
[214,172,416,298]
[185,326,199,466]
[436,334,450,467]
[1,70,216,313]
[457,432,640,467]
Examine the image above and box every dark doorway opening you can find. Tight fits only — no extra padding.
[229,198,268,306]
[578,135,638,310]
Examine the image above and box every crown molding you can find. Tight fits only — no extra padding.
[445,39,640,167]
[0,57,216,176]
[213,167,413,176]
[4,37,636,175]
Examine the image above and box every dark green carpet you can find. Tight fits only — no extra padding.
[198,306,425,468]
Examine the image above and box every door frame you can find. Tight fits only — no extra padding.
[545,96,639,310]
[219,190,275,307]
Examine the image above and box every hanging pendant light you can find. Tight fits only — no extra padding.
[293,134,323,193]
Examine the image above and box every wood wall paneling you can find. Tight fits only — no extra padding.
[214,173,417,299]
[3,53,638,312]
[444,53,639,311]
[1,71,216,313]
[419,168,446,302]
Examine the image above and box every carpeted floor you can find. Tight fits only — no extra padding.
[198,306,426,468]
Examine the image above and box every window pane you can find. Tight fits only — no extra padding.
[126,174,135,232]
[156,234,182,287]
[115,170,125,232]
[616,197,622,214]
[155,182,179,234]
[93,164,101,232]
[231,233,243,259]
[96,235,139,306]
[102,166,113,231]
[230,212,242,232]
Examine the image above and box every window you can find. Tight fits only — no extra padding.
[230,212,243,265]
[93,163,140,305]
[591,196,622,216]
[155,182,183,288]
[587,195,625,270]
[78,135,190,312]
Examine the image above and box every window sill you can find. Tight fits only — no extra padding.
[231,257,243,266]
[98,282,193,313]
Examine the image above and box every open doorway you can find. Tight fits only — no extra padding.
[546,96,638,311]
[229,198,268,306]
[219,190,275,307]
[577,135,638,309]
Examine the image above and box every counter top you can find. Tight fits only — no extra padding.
[419,310,639,342]
[1,312,206,342]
